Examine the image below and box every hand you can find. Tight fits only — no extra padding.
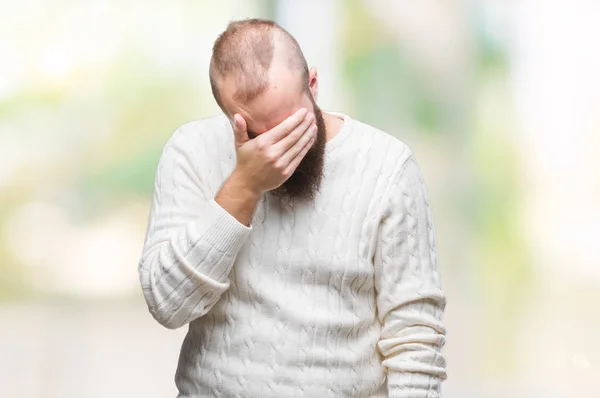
[231,108,317,195]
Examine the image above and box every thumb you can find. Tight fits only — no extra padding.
[232,114,249,146]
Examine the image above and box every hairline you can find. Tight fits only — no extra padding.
[209,19,310,116]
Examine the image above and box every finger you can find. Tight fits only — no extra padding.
[260,107,308,145]
[277,122,317,166]
[232,114,248,146]
[283,132,316,176]
[272,112,315,155]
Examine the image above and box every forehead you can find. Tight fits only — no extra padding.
[241,85,305,134]
[221,64,307,134]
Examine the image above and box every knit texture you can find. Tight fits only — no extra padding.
[138,112,448,397]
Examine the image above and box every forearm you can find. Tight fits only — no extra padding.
[380,295,447,397]
[215,169,263,227]
[140,198,251,329]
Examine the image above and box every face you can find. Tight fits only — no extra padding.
[220,63,327,205]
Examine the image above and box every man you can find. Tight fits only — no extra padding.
[139,18,447,397]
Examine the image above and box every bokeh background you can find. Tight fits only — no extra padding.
[1,0,599,397]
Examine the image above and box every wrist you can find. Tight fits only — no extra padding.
[230,169,263,199]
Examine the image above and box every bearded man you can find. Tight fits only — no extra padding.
[139,18,448,398]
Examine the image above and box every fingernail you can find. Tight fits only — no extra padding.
[300,108,307,116]
[312,124,317,132]
[308,113,315,122]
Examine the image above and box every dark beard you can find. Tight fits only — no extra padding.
[270,95,326,205]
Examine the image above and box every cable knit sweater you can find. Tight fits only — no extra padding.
[138,112,448,398]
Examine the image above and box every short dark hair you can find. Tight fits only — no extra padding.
[209,18,309,112]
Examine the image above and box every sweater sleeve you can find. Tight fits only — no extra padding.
[373,153,448,397]
[138,128,252,329]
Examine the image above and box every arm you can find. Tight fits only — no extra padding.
[215,170,263,227]
[138,128,258,330]
[139,109,315,329]
[374,153,448,397]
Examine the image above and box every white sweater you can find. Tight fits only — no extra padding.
[138,112,448,397]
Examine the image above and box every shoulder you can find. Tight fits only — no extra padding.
[155,113,234,175]
[165,113,232,151]
[342,115,430,209]
[160,113,232,159]
[346,115,415,173]
[150,114,237,196]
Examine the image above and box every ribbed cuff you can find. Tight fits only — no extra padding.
[387,371,443,398]
[202,199,252,253]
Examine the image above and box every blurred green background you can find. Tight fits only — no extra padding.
[1,1,599,397]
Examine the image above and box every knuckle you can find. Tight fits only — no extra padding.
[265,152,278,164]
[274,161,286,172]
[256,140,268,151]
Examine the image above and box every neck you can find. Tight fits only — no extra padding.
[323,111,344,142]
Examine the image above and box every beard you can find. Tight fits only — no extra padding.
[270,94,327,205]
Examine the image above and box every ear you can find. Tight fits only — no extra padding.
[308,67,318,101]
